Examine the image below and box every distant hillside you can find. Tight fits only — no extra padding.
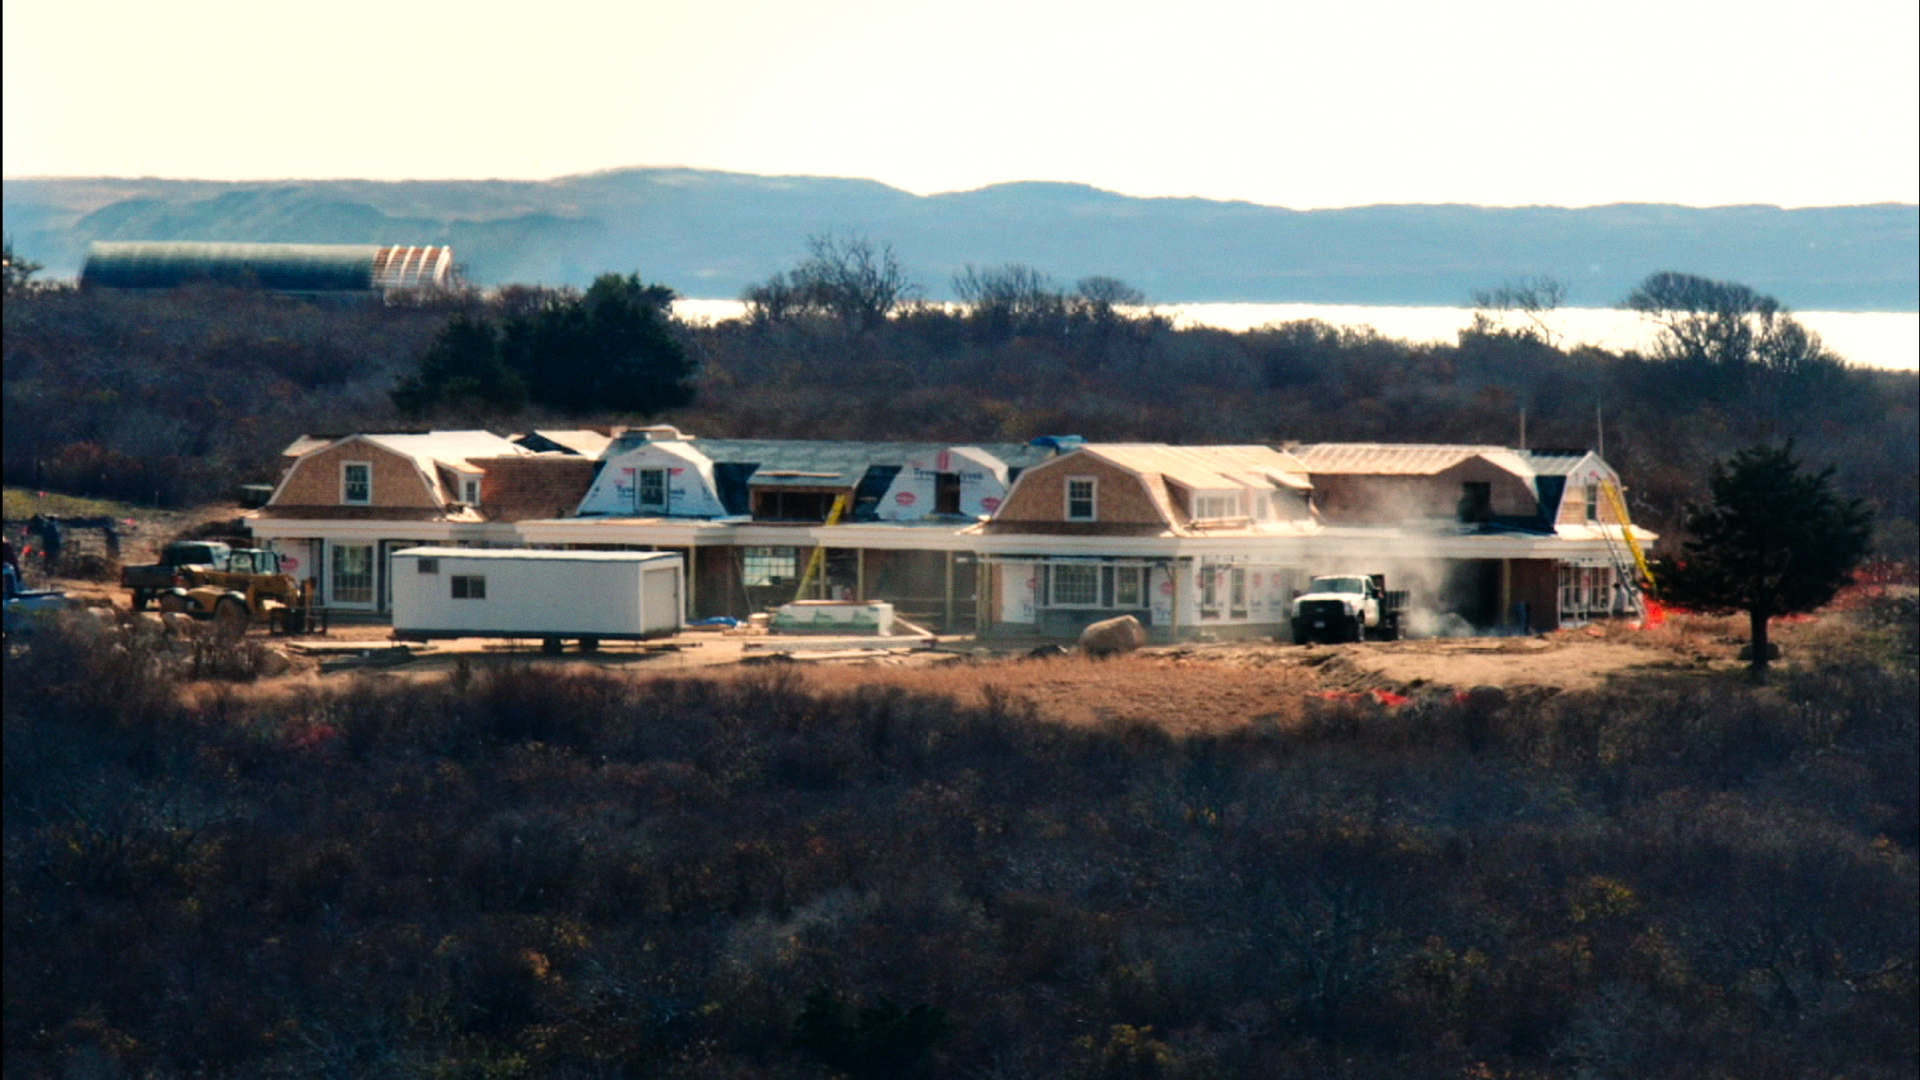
[5,168,1915,310]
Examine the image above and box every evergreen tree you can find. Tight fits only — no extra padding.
[395,273,695,419]
[391,314,525,417]
[1660,442,1872,673]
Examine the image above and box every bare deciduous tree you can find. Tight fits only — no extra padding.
[742,233,920,333]
[1469,274,1568,346]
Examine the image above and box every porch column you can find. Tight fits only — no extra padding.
[856,548,866,601]
[943,551,955,630]
[1168,559,1183,639]
[686,546,698,620]
[1499,559,1512,630]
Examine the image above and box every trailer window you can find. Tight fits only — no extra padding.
[451,574,486,600]
[416,559,439,574]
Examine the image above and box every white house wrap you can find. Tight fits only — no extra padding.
[389,548,683,642]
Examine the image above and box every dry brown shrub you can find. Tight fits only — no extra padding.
[698,651,1312,734]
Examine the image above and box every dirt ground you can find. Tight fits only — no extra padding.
[39,548,1894,734]
[115,611,1727,734]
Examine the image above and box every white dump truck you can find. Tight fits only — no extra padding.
[1290,574,1406,644]
[389,547,683,654]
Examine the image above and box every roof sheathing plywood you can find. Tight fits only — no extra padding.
[1293,443,1500,475]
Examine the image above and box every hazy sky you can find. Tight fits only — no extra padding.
[5,0,1915,209]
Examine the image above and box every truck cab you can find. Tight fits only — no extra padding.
[1290,574,1399,644]
[123,541,234,609]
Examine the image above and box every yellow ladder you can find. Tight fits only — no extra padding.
[1597,476,1658,599]
[793,493,850,602]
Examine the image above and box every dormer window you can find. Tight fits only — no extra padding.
[1460,481,1492,523]
[1193,492,1242,521]
[342,462,371,505]
[1066,477,1097,521]
[461,477,481,506]
[1586,481,1600,522]
[637,469,667,512]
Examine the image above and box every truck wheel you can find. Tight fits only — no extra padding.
[130,590,150,612]
[1291,621,1310,646]
[214,597,250,630]
[158,593,191,615]
[541,637,564,656]
[578,636,600,653]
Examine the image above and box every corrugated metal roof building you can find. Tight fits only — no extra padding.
[81,241,453,294]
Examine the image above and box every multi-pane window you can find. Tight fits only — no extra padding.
[1194,493,1241,520]
[1586,482,1601,522]
[1200,564,1221,615]
[1230,567,1248,617]
[742,547,798,587]
[1050,564,1101,606]
[342,462,371,504]
[330,544,374,605]
[416,558,439,575]
[451,575,486,600]
[1040,563,1150,609]
[1559,565,1614,614]
[638,469,667,510]
[460,478,481,505]
[1066,477,1096,521]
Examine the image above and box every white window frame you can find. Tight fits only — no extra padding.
[1586,481,1601,522]
[459,476,481,506]
[342,461,372,505]
[1048,562,1103,607]
[637,468,668,511]
[329,542,375,608]
[1193,491,1242,521]
[742,547,798,587]
[1065,476,1097,522]
[1114,565,1144,608]
[1229,567,1248,617]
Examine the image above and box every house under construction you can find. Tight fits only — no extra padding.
[244,430,1655,641]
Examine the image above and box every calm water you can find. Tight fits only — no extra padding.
[673,299,1918,373]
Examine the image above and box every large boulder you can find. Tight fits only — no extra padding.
[1079,615,1147,657]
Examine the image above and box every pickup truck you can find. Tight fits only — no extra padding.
[1290,574,1407,644]
[122,541,234,610]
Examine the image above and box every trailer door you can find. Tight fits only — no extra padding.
[642,563,682,632]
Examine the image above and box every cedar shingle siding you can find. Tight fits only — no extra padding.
[273,441,438,509]
[988,455,1167,532]
[473,457,599,522]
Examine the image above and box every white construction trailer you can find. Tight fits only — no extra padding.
[389,547,683,653]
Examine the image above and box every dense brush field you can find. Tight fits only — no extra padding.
[5,609,1915,1078]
